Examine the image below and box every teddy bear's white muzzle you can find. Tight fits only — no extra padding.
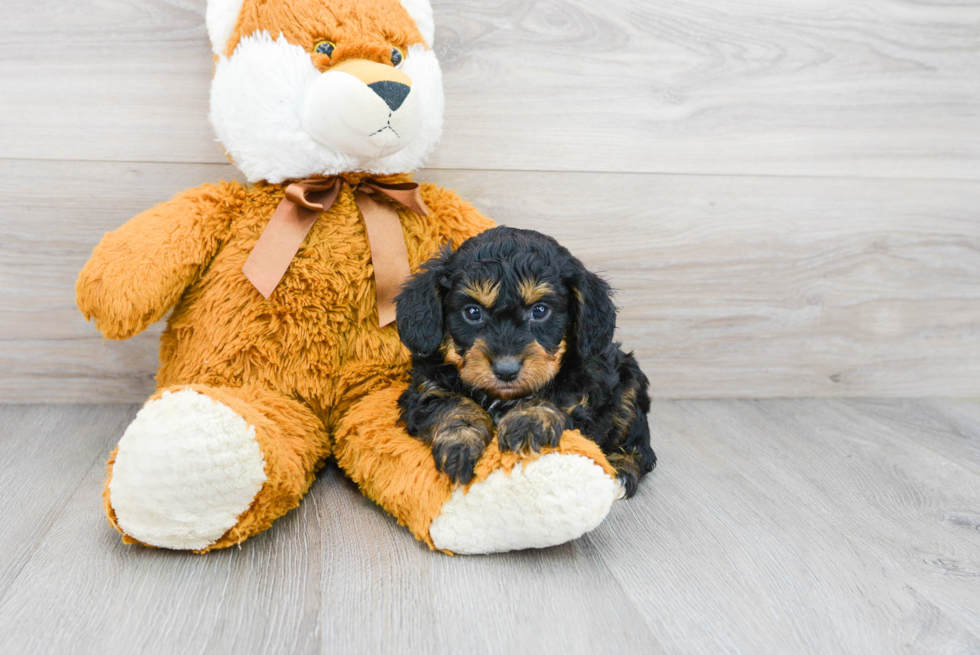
[301,71,422,160]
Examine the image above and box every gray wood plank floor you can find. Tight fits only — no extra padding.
[1,400,977,655]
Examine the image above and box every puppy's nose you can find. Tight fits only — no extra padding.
[368,81,410,111]
[492,357,523,382]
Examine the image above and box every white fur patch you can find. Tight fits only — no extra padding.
[210,34,443,183]
[108,389,267,550]
[206,0,246,56]
[400,0,435,46]
[429,454,621,554]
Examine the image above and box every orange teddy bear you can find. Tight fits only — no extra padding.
[77,0,623,554]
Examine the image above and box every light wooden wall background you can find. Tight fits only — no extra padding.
[1,0,978,402]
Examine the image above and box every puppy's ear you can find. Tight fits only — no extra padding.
[396,247,452,357]
[568,263,617,359]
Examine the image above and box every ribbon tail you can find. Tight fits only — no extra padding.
[355,191,412,328]
[243,195,320,299]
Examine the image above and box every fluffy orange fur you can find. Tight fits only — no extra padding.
[80,173,496,551]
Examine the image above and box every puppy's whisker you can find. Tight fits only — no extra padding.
[510,339,565,396]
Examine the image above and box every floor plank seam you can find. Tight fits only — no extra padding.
[836,399,980,478]
[578,531,667,650]
[2,155,979,185]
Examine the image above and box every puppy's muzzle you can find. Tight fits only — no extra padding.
[491,357,522,382]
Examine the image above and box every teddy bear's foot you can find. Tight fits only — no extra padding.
[108,388,266,550]
[106,385,329,552]
[429,451,622,554]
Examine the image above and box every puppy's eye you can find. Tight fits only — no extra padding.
[462,305,484,324]
[391,47,404,67]
[314,40,336,57]
[529,304,551,321]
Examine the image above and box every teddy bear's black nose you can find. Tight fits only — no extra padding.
[492,357,523,382]
[368,81,411,111]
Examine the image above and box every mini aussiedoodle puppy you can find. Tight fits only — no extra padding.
[395,226,656,496]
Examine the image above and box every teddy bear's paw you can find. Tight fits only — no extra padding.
[108,388,268,550]
[428,453,621,554]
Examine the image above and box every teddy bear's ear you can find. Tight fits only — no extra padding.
[206,0,246,57]
[399,0,435,47]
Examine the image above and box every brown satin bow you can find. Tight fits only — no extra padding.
[242,177,430,327]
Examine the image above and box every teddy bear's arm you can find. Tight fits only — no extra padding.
[76,182,243,340]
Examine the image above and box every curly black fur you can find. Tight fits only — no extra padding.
[396,226,656,493]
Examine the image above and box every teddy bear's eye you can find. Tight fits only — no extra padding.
[390,47,404,67]
[314,40,336,57]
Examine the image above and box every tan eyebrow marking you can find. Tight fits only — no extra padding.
[518,278,555,305]
[461,279,500,307]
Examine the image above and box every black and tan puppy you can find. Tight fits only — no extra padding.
[395,226,656,496]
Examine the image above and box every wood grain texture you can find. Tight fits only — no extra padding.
[0,405,135,592]
[315,466,661,654]
[0,401,978,654]
[842,399,980,475]
[1,0,978,178]
[585,399,980,654]
[1,159,977,402]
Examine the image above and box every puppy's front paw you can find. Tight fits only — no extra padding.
[430,401,493,485]
[432,425,490,485]
[497,401,567,454]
